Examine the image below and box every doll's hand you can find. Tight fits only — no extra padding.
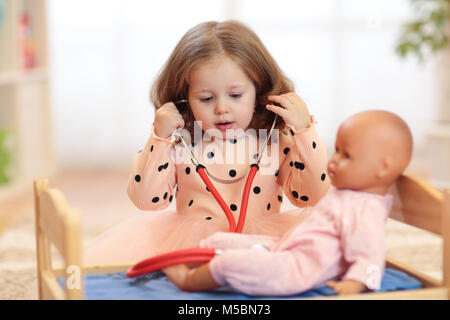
[154,102,185,139]
[326,279,367,295]
[266,92,311,131]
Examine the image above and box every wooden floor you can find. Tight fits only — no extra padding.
[0,190,34,236]
[0,169,141,238]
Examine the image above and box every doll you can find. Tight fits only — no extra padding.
[163,110,413,296]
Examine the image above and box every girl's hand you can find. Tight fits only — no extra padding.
[266,92,311,131]
[154,102,185,139]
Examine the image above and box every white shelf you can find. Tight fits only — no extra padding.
[0,67,49,86]
[427,122,450,139]
[0,0,53,204]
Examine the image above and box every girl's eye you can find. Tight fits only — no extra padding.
[200,96,213,103]
[344,152,350,159]
[230,93,242,99]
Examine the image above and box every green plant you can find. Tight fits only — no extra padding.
[0,129,12,185]
[396,0,450,61]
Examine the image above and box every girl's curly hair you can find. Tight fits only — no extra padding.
[150,20,294,140]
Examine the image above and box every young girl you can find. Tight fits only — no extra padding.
[84,20,329,265]
[163,110,413,296]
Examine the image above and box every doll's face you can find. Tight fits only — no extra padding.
[327,122,383,192]
[187,54,256,139]
[327,110,412,194]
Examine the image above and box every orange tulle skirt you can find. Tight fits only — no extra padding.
[84,208,310,266]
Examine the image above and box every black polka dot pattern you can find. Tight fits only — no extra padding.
[158,163,169,172]
[294,162,305,170]
[142,137,319,214]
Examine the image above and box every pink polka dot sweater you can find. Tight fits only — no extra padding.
[84,118,330,265]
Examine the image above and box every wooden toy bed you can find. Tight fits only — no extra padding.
[33,175,450,300]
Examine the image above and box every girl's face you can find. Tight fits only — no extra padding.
[187,55,256,139]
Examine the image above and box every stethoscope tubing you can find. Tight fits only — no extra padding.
[236,164,259,233]
[126,248,215,278]
[196,164,237,232]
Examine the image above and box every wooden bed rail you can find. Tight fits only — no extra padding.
[34,179,83,300]
[444,189,450,299]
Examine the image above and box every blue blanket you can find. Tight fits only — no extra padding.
[58,268,422,300]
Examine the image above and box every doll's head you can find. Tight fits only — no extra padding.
[150,20,293,139]
[327,110,413,195]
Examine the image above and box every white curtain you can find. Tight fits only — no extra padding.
[48,0,438,168]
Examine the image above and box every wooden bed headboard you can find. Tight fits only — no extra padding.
[387,174,449,296]
[388,174,443,235]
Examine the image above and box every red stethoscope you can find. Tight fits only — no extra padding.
[126,113,278,278]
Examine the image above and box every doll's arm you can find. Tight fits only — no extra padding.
[163,263,220,292]
[277,117,330,208]
[199,232,279,250]
[127,125,177,211]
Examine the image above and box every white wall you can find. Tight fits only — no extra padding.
[48,0,439,169]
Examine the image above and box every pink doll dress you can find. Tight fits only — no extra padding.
[201,188,393,296]
[84,117,330,265]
